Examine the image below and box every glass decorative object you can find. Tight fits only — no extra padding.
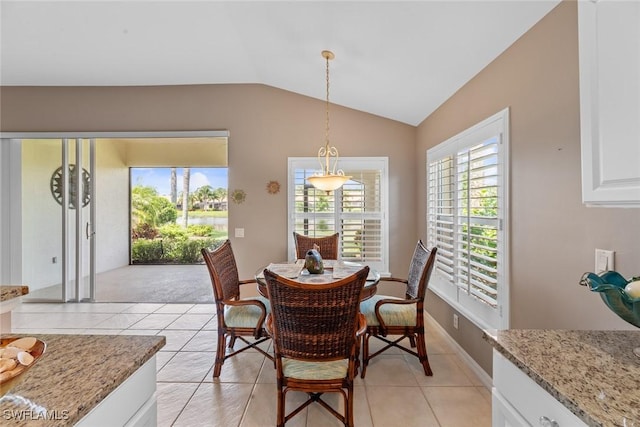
[304,248,324,274]
[580,271,640,357]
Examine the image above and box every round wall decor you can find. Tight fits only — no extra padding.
[266,180,281,195]
[50,165,91,209]
[230,189,246,204]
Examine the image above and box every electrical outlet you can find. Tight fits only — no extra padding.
[453,313,459,329]
[235,228,245,238]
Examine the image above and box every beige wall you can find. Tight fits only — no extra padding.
[418,0,640,374]
[0,84,417,286]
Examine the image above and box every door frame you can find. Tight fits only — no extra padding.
[0,130,229,301]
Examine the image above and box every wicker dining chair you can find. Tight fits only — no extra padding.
[263,266,369,427]
[359,240,437,378]
[201,240,273,378]
[293,232,339,260]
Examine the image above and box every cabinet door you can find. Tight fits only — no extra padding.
[492,389,530,427]
[492,351,588,427]
[578,0,640,206]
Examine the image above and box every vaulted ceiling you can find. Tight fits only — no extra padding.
[0,1,561,125]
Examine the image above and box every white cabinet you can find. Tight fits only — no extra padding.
[75,357,157,427]
[578,0,640,207]
[492,351,587,427]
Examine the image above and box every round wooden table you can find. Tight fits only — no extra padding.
[255,260,380,301]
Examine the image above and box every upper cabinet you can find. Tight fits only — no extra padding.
[578,0,640,207]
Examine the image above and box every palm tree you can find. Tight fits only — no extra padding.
[170,167,177,205]
[212,187,227,210]
[182,168,190,227]
[195,185,215,210]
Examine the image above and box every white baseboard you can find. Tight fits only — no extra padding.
[425,312,493,390]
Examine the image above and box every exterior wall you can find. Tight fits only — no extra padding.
[95,140,129,273]
[417,0,640,375]
[0,84,417,289]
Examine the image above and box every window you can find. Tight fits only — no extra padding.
[288,157,389,274]
[427,109,509,330]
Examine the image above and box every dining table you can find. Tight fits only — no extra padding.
[255,259,380,300]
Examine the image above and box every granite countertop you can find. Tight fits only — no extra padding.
[484,329,640,427]
[0,286,29,303]
[0,334,165,426]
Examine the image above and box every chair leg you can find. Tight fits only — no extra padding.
[409,335,417,348]
[276,385,286,427]
[360,332,370,378]
[213,330,227,378]
[346,385,355,427]
[416,332,433,376]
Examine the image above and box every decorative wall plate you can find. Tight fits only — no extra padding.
[230,189,246,204]
[266,180,281,195]
[50,165,91,209]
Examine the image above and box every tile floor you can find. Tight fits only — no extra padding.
[11,302,492,426]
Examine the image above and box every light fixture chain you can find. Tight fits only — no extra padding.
[325,52,330,149]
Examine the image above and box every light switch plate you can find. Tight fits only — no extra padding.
[595,249,614,273]
[235,228,245,238]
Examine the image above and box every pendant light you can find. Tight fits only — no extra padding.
[306,50,351,192]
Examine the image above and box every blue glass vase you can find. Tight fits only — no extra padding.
[580,271,640,328]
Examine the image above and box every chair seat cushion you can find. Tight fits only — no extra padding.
[360,295,417,327]
[282,358,349,380]
[224,296,271,328]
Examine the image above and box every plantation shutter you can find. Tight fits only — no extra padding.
[340,168,383,264]
[289,158,388,273]
[292,168,337,236]
[426,108,508,329]
[427,155,456,284]
[455,137,500,307]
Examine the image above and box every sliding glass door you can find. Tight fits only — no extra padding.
[20,138,96,302]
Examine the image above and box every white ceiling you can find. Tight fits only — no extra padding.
[0,1,561,126]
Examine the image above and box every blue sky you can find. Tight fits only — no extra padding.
[131,167,227,196]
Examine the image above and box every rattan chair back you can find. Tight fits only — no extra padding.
[406,240,437,300]
[293,232,339,260]
[264,266,369,361]
[202,239,241,301]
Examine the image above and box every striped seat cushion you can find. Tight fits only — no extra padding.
[282,358,349,380]
[224,296,270,328]
[360,295,416,327]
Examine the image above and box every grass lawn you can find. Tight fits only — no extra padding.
[176,209,227,218]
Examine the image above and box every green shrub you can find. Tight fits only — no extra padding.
[163,237,219,263]
[131,239,164,263]
[177,239,206,263]
[187,224,214,237]
[131,223,158,240]
[158,224,189,240]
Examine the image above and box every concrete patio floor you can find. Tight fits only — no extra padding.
[24,264,214,304]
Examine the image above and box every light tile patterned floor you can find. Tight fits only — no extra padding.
[12,303,491,426]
